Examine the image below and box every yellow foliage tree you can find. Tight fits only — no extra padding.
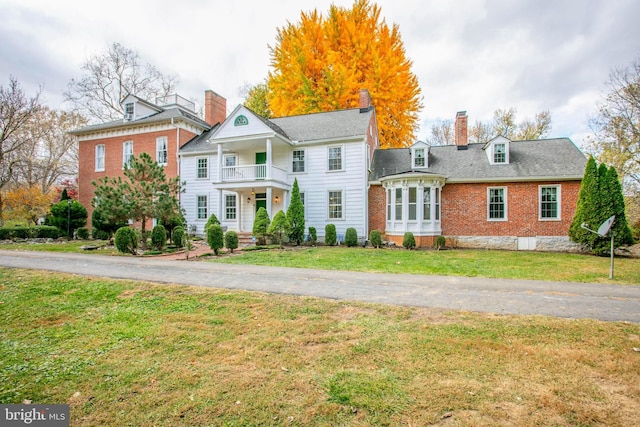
[4,186,55,225]
[265,0,422,148]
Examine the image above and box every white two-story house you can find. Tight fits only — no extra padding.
[179,90,379,240]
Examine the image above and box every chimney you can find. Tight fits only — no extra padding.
[204,90,226,126]
[455,111,468,149]
[359,89,372,112]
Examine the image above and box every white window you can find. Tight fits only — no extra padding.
[328,146,343,171]
[197,157,208,179]
[156,136,168,165]
[408,187,417,220]
[386,189,392,221]
[328,190,343,219]
[197,195,208,220]
[292,149,305,173]
[224,154,237,167]
[95,144,105,171]
[539,185,561,220]
[488,187,507,221]
[122,141,133,169]
[395,188,402,221]
[413,148,426,168]
[225,194,237,220]
[423,189,431,220]
[124,102,134,119]
[493,143,506,164]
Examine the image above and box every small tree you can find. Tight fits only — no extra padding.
[345,227,358,247]
[325,224,337,246]
[269,210,289,247]
[252,207,271,245]
[308,226,317,244]
[172,226,185,248]
[204,213,220,233]
[369,230,382,248]
[151,224,167,250]
[76,227,89,240]
[287,178,305,245]
[49,199,87,239]
[225,230,239,253]
[403,232,416,250]
[114,226,138,255]
[434,236,446,250]
[207,224,224,255]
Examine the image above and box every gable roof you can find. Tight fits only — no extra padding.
[370,138,587,182]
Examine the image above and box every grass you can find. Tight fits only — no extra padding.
[0,239,117,255]
[0,268,638,426]
[209,246,640,285]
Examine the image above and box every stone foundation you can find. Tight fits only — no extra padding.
[450,235,585,252]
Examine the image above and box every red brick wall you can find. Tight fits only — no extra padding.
[441,181,581,237]
[78,127,197,227]
[368,185,386,236]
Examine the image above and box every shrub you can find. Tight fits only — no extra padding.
[325,224,337,246]
[370,230,382,248]
[0,226,63,240]
[49,200,87,239]
[114,226,138,255]
[403,232,416,250]
[268,211,289,247]
[434,235,446,250]
[308,227,317,244]
[345,227,358,247]
[172,226,185,248]
[91,206,127,239]
[76,227,90,240]
[92,229,110,240]
[204,214,220,233]
[207,224,224,255]
[287,178,305,245]
[252,207,271,245]
[225,230,239,253]
[151,224,167,250]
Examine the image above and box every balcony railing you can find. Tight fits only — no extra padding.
[221,165,287,182]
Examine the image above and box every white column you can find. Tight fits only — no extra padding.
[266,187,272,218]
[402,185,408,231]
[217,143,223,183]
[216,188,223,221]
[266,138,272,180]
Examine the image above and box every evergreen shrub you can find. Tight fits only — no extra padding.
[345,227,358,247]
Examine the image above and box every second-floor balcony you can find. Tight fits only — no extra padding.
[221,164,287,183]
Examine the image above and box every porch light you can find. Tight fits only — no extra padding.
[274,196,280,204]
[247,197,251,203]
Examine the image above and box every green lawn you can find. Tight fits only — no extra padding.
[1,269,638,426]
[209,246,640,285]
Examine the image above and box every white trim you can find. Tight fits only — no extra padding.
[196,156,209,179]
[539,184,561,221]
[95,144,105,172]
[156,136,168,166]
[327,145,344,172]
[487,186,508,221]
[291,148,306,173]
[122,140,133,169]
[196,194,208,220]
[223,153,237,167]
[327,189,344,220]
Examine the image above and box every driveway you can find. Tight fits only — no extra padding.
[0,250,638,323]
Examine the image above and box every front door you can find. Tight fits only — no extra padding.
[255,193,267,212]
[256,152,266,179]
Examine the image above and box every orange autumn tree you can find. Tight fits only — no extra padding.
[263,0,422,148]
[4,186,55,225]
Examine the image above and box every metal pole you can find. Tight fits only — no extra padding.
[609,232,614,280]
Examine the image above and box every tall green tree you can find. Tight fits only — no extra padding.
[569,156,633,254]
[49,199,87,239]
[252,207,271,245]
[268,210,289,248]
[92,152,182,239]
[286,178,305,245]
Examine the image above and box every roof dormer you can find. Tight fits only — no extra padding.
[120,94,162,122]
[484,136,510,165]
[410,141,430,169]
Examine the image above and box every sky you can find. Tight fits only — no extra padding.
[1,0,639,149]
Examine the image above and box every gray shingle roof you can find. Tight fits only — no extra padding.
[270,107,374,142]
[69,107,210,135]
[178,124,221,153]
[370,138,587,182]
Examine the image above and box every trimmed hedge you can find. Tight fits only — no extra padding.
[172,226,185,248]
[76,227,90,240]
[403,232,416,250]
[369,230,382,248]
[0,226,64,240]
[345,227,358,247]
[325,224,337,246]
[114,227,138,255]
[225,230,239,253]
[151,224,167,250]
[308,227,317,244]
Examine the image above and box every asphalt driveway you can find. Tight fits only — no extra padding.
[0,250,638,323]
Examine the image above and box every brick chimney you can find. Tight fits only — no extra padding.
[204,90,226,126]
[455,111,468,149]
[359,89,372,112]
